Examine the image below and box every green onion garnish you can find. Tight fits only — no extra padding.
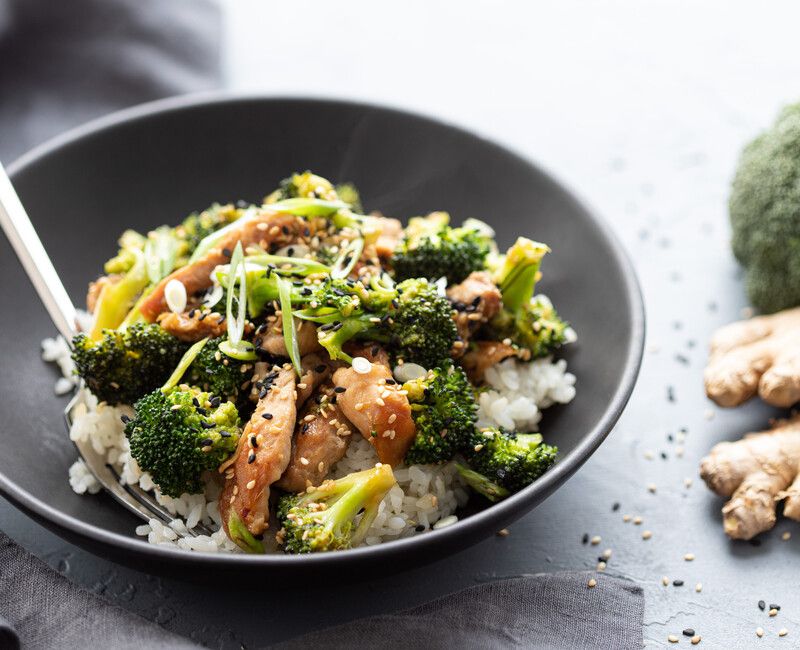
[218,242,256,361]
[266,197,349,217]
[331,238,364,279]
[161,337,209,392]
[277,275,302,376]
[143,226,178,284]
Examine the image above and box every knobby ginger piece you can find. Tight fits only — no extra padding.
[704,306,800,407]
[700,415,800,539]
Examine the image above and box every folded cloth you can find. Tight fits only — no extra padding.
[0,0,221,163]
[272,571,644,650]
[0,527,643,650]
[0,531,198,649]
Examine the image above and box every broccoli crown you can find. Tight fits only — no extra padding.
[72,323,187,405]
[392,212,491,285]
[487,295,569,358]
[277,464,397,553]
[729,103,800,313]
[403,363,478,465]
[390,278,458,368]
[175,203,243,262]
[104,230,146,274]
[125,386,241,498]
[464,428,557,492]
[184,337,249,406]
[266,171,339,203]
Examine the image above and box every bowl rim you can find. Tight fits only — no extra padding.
[2,91,645,567]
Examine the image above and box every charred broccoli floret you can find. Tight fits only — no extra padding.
[729,102,800,313]
[72,323,187,405]
[463,428,557,493]
[125,386,241,498]
[485,237,569,357]
[392,212,491,284]
[403,362,478,465]
[276,464,397,553]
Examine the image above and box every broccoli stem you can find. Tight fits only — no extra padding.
[497,238,550,313]
[227,511,264,554]
[90,248,149,340]
[161,337,209,392]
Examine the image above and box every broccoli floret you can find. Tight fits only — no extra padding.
[463,428,557,493]
[454,463,510,502]
[390,278,458,367]
[104,230,147,274]
[729,103,800,313]
[403,363,478,465]
[72,323,187,405]
[485,237,570,357]
[184,337,248,405]
[266,171,339,203]
[276,464,397,553]
[392,212,491,284]
[175,203,243,264]
[125,386,242,498]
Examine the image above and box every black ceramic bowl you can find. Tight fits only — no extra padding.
[0,95,643,578]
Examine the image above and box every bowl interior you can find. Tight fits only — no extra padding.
[0,97,642,568]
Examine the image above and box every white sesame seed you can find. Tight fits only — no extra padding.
[779,628,788,637]
[596,561,606,572]
[695,583,702,592]
[587,578,597,588]
[246,479,256,490]
[601,548,612,560]
[782,531,791,541]
[644,450,655,460]
[642,530,652,540]
[684,477,693,488]
[691,635,701,644]
[684,553,695,561]
[647,483,657,493]
[662,576,669,586]
[633,516,643,525]
[769,608,778,617]
[668,635,679,643]
[590,535,601,545]
[388,414,397,424]
[756,627,764,638]
[300,457,309,465]
[623,514,632,522]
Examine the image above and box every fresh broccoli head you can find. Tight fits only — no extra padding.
[486,237,570,357]
[403,362,478,465]
[392,212,491,285]
[175,203,244,263]
[390,278,458,367]
[266,171,339,203]
[730,103,800,313]
[125,386,242,498]
[104,230,146,274]
[276,464,397,553]
[463,428,557,493]
[184,337,249,405]
[72,323,187,405]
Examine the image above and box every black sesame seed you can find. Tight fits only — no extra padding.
[200,421,215,429]
[196,407,208,416]
[758,600,766,611]
[672,579,684,586]
[192,397,200,407]
[331,322,343,331]
[314,364,327,373]
[334,386,346,393]
[248,452,256,464]
[250,434,258,448]
[120,415,131,424]
[281,225,290,235]
[682,629,695,637]
[415,524,425,532]
[222,248,232,258]
[330,395,337,404]
[769,603,780,611]
[581,533,589,545]
[301,424,310,433]
[262,413,273,420]
[209,396,221,408]
[371,345,379,356]
[612,502,620,511]
[188,309,196,318]
[200,438,212,447]
[385,378,396,385]
[660,452,668,460]
[220,431,231,437]
[198,312,207,321]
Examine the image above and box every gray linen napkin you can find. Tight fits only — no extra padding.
[273,571,644,650]
[0,528,643,649]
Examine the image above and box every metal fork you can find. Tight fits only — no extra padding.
[0,161,214,537]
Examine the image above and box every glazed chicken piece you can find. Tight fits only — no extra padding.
[275,384,354,492]
[333,346,416,466]
[257,317,322,357]
[139,209,309,322]
[157,310,228,342]
[447,271,503,353]
[220,365,297,540]
[461,340,518,384]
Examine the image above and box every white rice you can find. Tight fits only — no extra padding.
[46,334,576,553]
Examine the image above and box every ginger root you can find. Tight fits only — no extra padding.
[704,306,800,407]
[700,415,800,539]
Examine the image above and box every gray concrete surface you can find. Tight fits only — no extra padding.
[3,1,800,647]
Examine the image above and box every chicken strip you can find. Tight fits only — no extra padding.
[275,384,353,492]
[460,340,519,384]
[296,354,331,406]
[157,310,228,342]
[448,271,502,352]
[140,209,308,322]
[220,365,297,543]
[257,317,322,357]
[333,346,416,466]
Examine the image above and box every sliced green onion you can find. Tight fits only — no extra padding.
[331,238,364,279]
[266,197,349,217]
[161,337,209,392]
[244,254,330,275]
[144,226,178,284]
[189,208,255,264]
[218,339,257,361]
[277,276,302,376]
[226,242,246,347]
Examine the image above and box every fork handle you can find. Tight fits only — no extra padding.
[0,162,77,341]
